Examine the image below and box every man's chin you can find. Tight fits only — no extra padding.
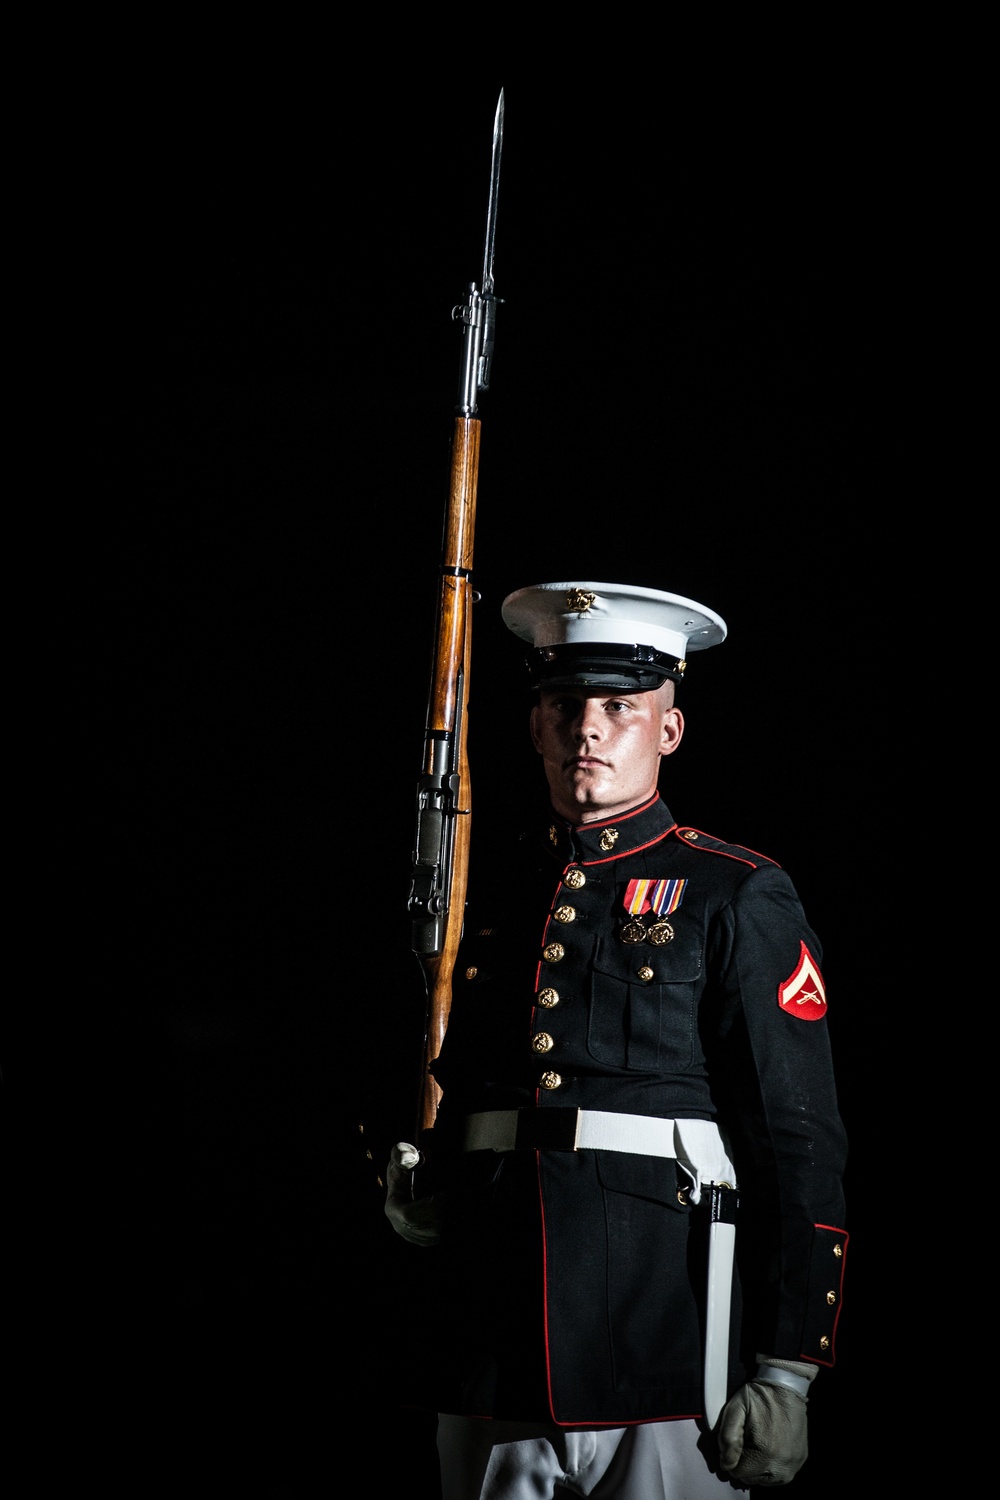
[562,773,606,806]
[557,776,617,820]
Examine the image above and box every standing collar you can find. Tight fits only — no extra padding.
[544,793,677,865]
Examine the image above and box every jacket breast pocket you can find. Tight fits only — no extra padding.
[586,920,704,1070]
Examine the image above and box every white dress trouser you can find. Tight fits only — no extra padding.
[437,1415,741,1499]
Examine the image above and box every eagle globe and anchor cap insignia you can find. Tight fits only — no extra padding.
[778,941,827,1020]
[566,588,596,613]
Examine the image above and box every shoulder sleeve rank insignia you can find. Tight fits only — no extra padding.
[778,941,828,1020]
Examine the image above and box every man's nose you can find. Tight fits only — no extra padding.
[573,706,603,741]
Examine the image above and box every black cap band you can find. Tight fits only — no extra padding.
[525,642,685,691]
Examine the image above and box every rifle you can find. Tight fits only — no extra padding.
[407,90,504,1139]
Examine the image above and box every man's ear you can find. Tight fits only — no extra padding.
[529,703,543,753]
[660,707,684,757]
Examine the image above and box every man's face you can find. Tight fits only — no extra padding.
[529,684,684,824]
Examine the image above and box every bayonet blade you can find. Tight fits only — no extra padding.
[481,89,504,295]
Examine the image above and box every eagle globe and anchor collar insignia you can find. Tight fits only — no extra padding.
[619,876,688,945]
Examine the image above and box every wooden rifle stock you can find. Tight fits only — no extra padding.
[413,417,480,1135]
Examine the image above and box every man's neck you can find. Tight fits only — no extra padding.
[556,790,661,827]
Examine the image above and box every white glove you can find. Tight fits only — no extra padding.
[716,1358,816,1487]
[384,1141,445,1247]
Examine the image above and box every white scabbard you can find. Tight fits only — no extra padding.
[703,1182,738,1428]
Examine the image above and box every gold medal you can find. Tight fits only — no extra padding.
[646,920,675,946]
[620,918,647,944]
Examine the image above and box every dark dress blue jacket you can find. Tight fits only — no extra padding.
[416,792,848,1427]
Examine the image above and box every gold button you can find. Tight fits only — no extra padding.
[542,942,565,962]
[683,830,699,841]
[826,1291,836,1306]
[539,1071,562,1090]
[833,1243,843,1258]
[465,966,478,980]
[553,905,576,924]
[531,1032,554,1053]
[637,966,654,982]
[564,868,586,889]
[677,1188,689,1205]
[819,1335,830,1351]
[537,988,560,1008]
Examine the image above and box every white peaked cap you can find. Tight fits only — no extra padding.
[501,581,727,689]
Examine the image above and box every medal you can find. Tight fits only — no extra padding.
[620,878,653,943]
[620,919,648,944]
[646,920,675,946]
[645,878,687,944]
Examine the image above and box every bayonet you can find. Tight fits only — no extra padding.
[454,89,504,415]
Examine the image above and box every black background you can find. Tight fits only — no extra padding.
[122,77,918,1495]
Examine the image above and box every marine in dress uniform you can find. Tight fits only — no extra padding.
[386,582,848,1498]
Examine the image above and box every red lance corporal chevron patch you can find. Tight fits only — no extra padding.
[777,941,827,1020]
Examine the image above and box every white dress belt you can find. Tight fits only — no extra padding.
[462,1108,736,1205]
